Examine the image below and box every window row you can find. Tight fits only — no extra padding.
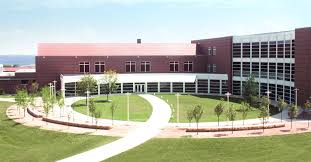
[233,40,295,58]
[79,61,193,73]
[208,47,217,56]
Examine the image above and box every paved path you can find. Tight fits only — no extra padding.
[58,94,172,162]
[0,98,15,102]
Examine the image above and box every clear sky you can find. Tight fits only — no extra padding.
[0,0,310,55]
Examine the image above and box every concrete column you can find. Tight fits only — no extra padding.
[219,80,222,95]
[208,79,211,94]
[121,83,123,94]
[195,79,198,94]
[74,82,77,96]
[145,82,147,93]
[158,82,160,93]
[183,82,185,93]
[170,82,173,93]
[97,84,100,95]
[133,82,135,93]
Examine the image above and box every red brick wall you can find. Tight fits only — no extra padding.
[191,36,233,92]
[295,27,311,105]
[36,55,210,87]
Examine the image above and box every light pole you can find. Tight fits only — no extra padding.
[126,92,131,122]
[48,83,52,99]
[265,90,271,119]
[294,88,299,110]
[225,92,231,109]
[86,90,90,122]
[176,93,180,126]
[53,80,57,98]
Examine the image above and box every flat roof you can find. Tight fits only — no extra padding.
[38,43,197,56]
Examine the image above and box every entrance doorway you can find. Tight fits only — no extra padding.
[135,84,145,93]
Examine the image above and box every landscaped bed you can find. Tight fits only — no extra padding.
[156,94,262,122]
[0,101,118,161]
[73,94,152,122]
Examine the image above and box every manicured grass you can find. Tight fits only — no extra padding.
[73,95,152,122]
[0,94,14,98]
[157,94,260,122]
[108,133,311,162]
[0,101,118,161]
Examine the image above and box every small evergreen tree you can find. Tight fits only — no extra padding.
[77,74,97,105]
[242,74,259,105]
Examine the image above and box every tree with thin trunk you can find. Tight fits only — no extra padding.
[304,96,311,128]
[258,101,269,132]
[240,102,250,125]
[277,97,287,122]
[214,99,224,127]
[15,89,24,114]
[102,70,119,101]
[94,110,102,131]
[288,104,298,129]
[41,86,52,124]
[89,98,96,124]
[186,109,194,127]
[110,101,118,126]
[77,74,97,105]
[56,91,65,117]
[226,104,236,134]
[16,89,28,117]
[192,105,204,135]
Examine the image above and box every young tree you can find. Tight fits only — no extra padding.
[89,98,96,124]
[94,110,102,131]
[56,91,65,117]
[242,74,259,105]
[304,97,311,128]
[20,90,29,117]
[240,102,250,125]
[277,97,288,122]
[288,104,298,129]
[28,93,35,110]
[41,86,52,124]
[226,104,236,134]
[28,82,39,95]
[258,102,269,132]
[102,70,119,101]
[15,89,23,114]
[214,99,225,126]
[192,105,204,135]
[110,101,118,125]
[77,74,98,105]
[186,109,194,127]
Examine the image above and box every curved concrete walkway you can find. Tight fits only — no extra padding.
[58,94,172,162]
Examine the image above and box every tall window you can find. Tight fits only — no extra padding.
[208,47,212,55]
[212,47,216,55]
[207,64,211,72]
[169,61,179,72]
[184,61,193,72]
[79,62,90,73]
[95,62,105,73]
[141,61,151,72]
[125,61,136,72]
[213,64,217,72]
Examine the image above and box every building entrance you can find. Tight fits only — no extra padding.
[135,84,145,93]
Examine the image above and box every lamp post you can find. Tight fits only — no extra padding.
[176,93,180,126]
[294,88,299,110]
[225,92,231,109]
[126,92,131,122]
[265,90,271,119]
[86,90,90,122]
[53,80,57,96]
[48,83,52,99]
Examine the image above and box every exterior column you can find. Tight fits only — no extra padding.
[60,74,65,98]
[170,82,173,93]
[208,79,210,94]
[74,82,77,96]
[97,83,100,95]
[195,79,198,94]
[219,80,222,95]
[183,82,185,93]
[121,83,123,94]
[158,82,160,93]
[145,82,147,93]
[133,82,135,93]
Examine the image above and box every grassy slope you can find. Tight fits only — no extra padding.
[73,95,152,122]
[0,102,118,161]
[157,94,260,122]
[108,133,311,162]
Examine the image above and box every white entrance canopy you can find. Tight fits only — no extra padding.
[61,73,228,84]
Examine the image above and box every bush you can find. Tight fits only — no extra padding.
[0,88,5,95]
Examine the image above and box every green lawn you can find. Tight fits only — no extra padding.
[0,94,14,98]
[0,101,118,161]
[157,94,261,122]
[108,133,311,162]
[73,95,152,122]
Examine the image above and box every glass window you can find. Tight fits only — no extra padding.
[95,62,105,73]
[208,47,212,55]
[79,62,90,73]
[213,64,216,73]
[169,62,179,72]
[141,61,151,72]
[125,61,136,72]
[212,47,216,55]
[183,61,193,72]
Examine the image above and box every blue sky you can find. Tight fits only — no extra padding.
[0,0,310,54]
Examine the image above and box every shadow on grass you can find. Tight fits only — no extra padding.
[94,100,112,103]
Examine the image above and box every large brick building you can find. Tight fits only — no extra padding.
[1,27,311,105]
